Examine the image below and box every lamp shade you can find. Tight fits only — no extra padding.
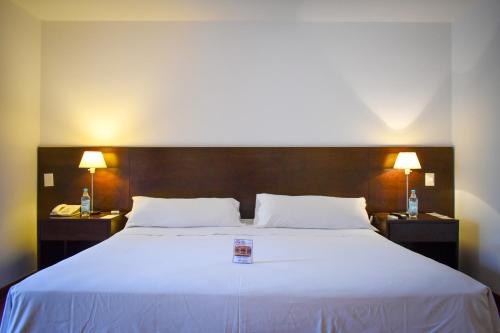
[79,151,107,169]
[394,152,421,170]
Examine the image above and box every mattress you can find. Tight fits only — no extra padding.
[1,226,499,333]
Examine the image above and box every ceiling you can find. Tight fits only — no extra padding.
[11,0,476,22]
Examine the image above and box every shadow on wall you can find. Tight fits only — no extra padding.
[0,252,34,287]
[456,189,500,292]
[453,0,500,294]
[304,23,450,131]
[453,0,500,75]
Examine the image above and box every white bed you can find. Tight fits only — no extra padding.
[2,226,499,333]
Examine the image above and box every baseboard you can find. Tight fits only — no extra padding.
[0,272,35,298]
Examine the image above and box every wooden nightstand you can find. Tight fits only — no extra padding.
[38,213,126,269]
[373,213,459,269]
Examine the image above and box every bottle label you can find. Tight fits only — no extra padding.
[81,200,90,213]
[408,200,418,216]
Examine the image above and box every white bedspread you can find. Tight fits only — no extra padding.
[1,227,499,333]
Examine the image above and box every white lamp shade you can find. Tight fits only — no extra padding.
[394,152,421,170]
[79,151,107,169]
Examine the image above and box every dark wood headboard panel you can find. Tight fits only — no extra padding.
[38,147,454,218]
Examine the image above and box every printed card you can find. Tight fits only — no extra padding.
[233,239,253,264]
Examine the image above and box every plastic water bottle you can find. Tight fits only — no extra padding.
[81,188,91,217]
[408,189,418,218]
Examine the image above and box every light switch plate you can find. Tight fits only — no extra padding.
[425,173,435,187]
[44,173,54,187]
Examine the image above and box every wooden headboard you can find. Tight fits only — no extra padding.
[38,147,454,218]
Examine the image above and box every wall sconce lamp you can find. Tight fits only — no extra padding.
[79,151,107,214]
[394,152,421,212]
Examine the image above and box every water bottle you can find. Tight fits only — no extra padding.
[408,189,418,218]
[81,188,91,217]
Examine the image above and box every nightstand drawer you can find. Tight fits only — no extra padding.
[389,222,457,243]
[39,220,110,241]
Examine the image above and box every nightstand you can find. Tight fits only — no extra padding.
[373,213,459,269]
[38,213,126,269]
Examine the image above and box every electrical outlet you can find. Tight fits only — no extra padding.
[44,173,54,187]
[425,173,435,187]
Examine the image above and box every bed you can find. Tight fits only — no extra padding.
[2,225,499,332]
[16,147,497,332]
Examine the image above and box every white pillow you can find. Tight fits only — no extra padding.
[126,196,242,228]
[254,193,371,229]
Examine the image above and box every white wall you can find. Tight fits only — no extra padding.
[41,22,451,146]
[0,0,40,286]
[452,0,500,293]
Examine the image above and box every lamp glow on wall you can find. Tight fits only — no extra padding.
[79,151,107,214]
[394,152,421,212]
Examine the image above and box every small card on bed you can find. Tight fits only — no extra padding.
[233,239,253,264]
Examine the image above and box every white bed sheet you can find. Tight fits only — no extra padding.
[1,226,499,333]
